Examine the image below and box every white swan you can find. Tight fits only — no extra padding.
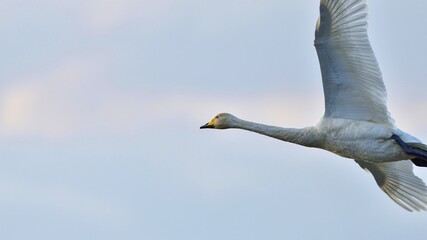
[201,0,427,211]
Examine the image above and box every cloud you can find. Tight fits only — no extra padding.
[1,0,174,33]
[3,0,305,35]
[84,0,136,32]
[1,46,425,141]
[0,0,18,20]
[0,55,109,138]
[0,50,322,140]
[74,0,182,33]
[0,172,127,226]
[177,157,259,196]
[3,58,427,141]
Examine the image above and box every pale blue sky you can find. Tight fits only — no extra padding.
[1,0,427,239]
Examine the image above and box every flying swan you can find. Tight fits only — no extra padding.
[200,0,427,211]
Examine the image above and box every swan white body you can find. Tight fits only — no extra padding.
[316,118,412,162]
[201,0,427,211]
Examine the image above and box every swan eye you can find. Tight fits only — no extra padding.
[215,115,219,119]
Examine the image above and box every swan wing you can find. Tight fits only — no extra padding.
[356,160,427,211]
[394,128,427,149]
[315,0,391,124]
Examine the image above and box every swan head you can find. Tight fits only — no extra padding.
[200,113,238,129]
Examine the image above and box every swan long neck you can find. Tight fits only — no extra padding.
[231,118,319,148]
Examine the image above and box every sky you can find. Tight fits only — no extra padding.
[1,0,427,239]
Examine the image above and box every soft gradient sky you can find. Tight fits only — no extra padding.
[1,0,427,239]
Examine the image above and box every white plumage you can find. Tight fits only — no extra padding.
[201,0,427,211]
[315,0,390,124]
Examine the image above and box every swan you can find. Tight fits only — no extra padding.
[200,0,427,211]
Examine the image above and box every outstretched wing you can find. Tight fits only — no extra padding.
[356,160,427,211]
[315,0,392,124]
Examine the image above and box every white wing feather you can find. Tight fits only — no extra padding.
[315,0,392,124]
[357,160,427,211]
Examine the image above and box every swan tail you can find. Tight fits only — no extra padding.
[390,134,427,167]
[411,158,427,167]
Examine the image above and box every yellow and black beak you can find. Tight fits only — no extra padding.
[200,117,216,129]
[200,123,214,129]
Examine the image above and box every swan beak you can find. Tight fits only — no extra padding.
[200,123,213,129]
[200,118,216,129]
